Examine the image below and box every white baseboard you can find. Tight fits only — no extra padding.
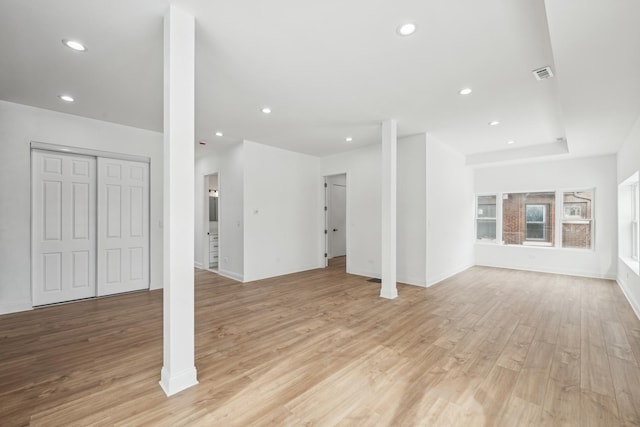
[617,277,640,321]
[194,261,204,270]
[397,275,427,288]
[159,366,198,397]
[243,265,322,283]
[347,270,429,288]
[427,263,474,288]
[474,262,616,281]
[380,288,398,299]
[347,268,380,280]
[218,269,243,282]
[0,300,33,315]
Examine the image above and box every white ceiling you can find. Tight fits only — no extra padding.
[0,0,638,161]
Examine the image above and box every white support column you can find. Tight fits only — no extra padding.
[381,119,398,299]
[159,5,198,397]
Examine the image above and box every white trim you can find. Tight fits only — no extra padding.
[0,300,34,315]
[397,275,427,288]
[427,263,474,287]
[620,256,640,276]
[380,288,398,299]
[322,171,349,270]
[159,366,198,397]
[217,269,243,282]
[31,141,150,163]
[347,268,380,280]
[243,265,321,283]
[474,262,616,280]
[194,261,204,270]
[617,277,640,321]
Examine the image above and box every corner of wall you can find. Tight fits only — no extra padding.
[616,275,640,321]
[218,269,244,283]
[0,300,33,316]
[426,263,474,288]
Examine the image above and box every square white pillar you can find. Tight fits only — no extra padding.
[381,119,398,299]
[159,5,198,397]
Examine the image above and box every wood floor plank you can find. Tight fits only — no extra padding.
[1,261,639,426]
[602,320,638,365]
[513,340,556,406]
[496,324,536,372]
[608,356,640,426]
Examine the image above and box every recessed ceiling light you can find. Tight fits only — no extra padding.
[59,94,74,102]
[459,88,472,95]
[215,131,223,137]
[346,137,353,142]
[62,39,87,52]
[397,23,417,36]
[489,121,500,126]
[261,107,272,114]
[507,140,515,145]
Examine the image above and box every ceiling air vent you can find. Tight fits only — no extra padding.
[532,66,554,81]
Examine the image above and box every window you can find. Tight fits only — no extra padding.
[503,192,555,246]
[525,204,547,240]
[618,172,639,270]
[476,195,496,241]
[562,190,593,249]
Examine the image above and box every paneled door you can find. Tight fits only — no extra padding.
[32,151,97,305]
[329,183,347,258]
[97,158,149,296]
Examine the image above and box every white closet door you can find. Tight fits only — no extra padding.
[97,158,149,296]
[32,151,97,305]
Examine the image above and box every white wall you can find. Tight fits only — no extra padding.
[194,143,244,281]
[321,135,435,288]
[426,135,475,286]
[321,144,382,278]
[397,134,427,286]
[474,155,618,279]
[243,140,321,282]
[617,115,640,318]
[0,100,163,314]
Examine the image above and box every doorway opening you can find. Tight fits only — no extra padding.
[324,173,347,271]
[205,173,219,273]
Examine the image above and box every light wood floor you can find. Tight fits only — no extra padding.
[1,260,640,426]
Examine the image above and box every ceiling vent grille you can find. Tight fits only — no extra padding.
[533,66,554,81]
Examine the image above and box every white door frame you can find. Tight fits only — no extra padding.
[202,171,220,272]
[323,172,349,269]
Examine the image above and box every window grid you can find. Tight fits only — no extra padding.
[525,204,547,241]
[561,190,594,250]
[476,195,497,242]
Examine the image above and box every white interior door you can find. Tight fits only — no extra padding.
[97,158,149,296]
[32,151,97,305]
[329,182,347,258]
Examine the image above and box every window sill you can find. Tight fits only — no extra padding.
[522,241,553,247]
[475,239,497,244]
[620,257,640,276]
